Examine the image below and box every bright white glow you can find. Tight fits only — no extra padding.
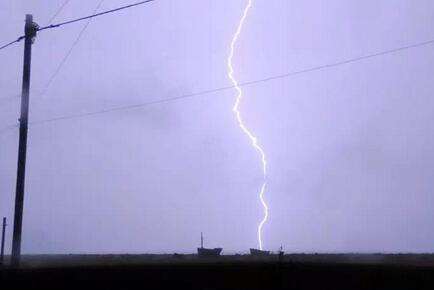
[227,0,269,250]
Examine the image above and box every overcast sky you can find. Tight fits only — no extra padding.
[1,0,434,254]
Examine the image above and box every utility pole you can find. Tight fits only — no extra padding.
[11,15,38,267]
[1,217,6,266]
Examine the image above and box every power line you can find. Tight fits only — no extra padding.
[47,0,71,24]
[0,1,73,136]
[0,36,24,51]
[37,0,157,32]
[27,37,434,126]
[31,87,233,126]
[41,0,106,97]
[1,37,434,131]
[240,38,434,87]
[0,0,71,52]
[0,0,156,52]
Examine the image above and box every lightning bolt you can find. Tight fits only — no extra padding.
[227,0,269,251]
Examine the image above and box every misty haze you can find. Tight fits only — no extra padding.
[1,0,434,258]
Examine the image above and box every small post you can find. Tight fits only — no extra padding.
[278,245,284,263]
[11,14,37,267]
[1,217,6,266]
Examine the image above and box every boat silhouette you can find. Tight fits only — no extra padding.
[249,248,271,256]
[197,232,222,257]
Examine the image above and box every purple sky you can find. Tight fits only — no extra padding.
[1,0,434,254]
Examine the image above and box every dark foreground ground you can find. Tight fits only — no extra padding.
[1,254,434,290]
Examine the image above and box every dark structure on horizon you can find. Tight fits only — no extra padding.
[197,232,222,257]
[250,248,271,256]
